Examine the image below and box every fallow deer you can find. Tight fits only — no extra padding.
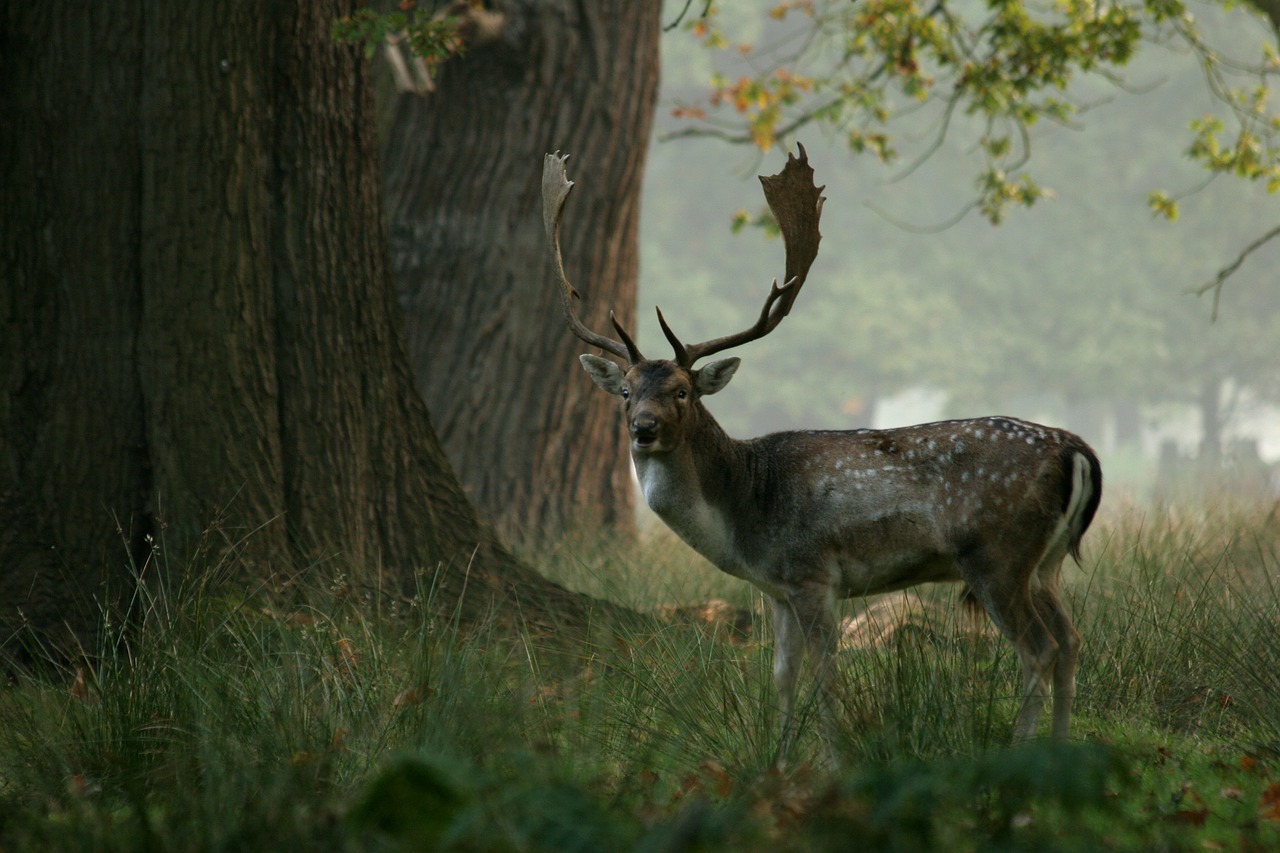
[542,144,1102,757]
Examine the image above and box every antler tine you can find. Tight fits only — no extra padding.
[542,152,643,364]
[609,311,643,363]
[654,307,689,366]
[675,142,825,368]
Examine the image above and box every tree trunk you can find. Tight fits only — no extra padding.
[380,0,660,549]
[1198,376,1224,465]
[0,0,618,650]
[2,6,152,642]
[1113,398,1143,449]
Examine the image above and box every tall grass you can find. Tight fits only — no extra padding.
[1075,503,1280,744]
[1,502,1278,850]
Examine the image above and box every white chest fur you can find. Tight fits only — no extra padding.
[634,455,749,579]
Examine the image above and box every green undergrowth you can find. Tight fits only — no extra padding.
[1,503,1278,851]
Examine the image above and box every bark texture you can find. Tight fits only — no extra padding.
[1,1,617,650]
[381,0,661,548]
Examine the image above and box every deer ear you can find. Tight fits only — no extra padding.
[695,357,740,396]
[579,354,627,396]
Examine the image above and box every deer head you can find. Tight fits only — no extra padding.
[542,144,825,454]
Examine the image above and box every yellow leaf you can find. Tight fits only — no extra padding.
[1260,783,1280,822]
[700,759,733,797]
[70,667,92,701]
[393,685,431,707]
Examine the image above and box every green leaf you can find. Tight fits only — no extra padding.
[1147,191,1180,221]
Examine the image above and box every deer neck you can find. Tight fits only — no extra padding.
[631,405,752,571]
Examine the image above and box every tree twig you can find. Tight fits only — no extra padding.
[1194,222,1280,320]
[664,0,713,32]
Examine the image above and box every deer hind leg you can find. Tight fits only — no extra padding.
[1031,553,1080,739]
[960,554,1060,741]
[772,586,840,763]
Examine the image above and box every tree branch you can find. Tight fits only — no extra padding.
[1244,0,1280,38]
[658,95,848,145]
[664,0,713,32]
[1194,222,1280,320]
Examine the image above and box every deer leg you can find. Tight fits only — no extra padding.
[961,560,1059,741]
[1004,606,1058,741]
[1031,558,1080,739]
[1031,588,1078,739]
[779,585,841,763]
[770,596,805,759]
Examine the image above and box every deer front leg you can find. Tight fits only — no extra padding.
[770,596,805,761]
[772,586,841,764]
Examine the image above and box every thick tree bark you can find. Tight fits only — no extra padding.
[381,0,660,549]
[1,7,152,642]
[0,1,617,649]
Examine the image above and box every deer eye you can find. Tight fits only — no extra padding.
[677,389,688,400]
[620,388,630,400]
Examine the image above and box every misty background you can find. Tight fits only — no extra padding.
[634,4,1280,503]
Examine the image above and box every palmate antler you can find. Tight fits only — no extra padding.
[543,143,826,367]
[542,151,644,363]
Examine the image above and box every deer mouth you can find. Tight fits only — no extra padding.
[631,425,661,451]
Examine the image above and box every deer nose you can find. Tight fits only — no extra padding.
[631,414,659,443]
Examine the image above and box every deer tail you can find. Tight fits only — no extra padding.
[1061,442,1103,563]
